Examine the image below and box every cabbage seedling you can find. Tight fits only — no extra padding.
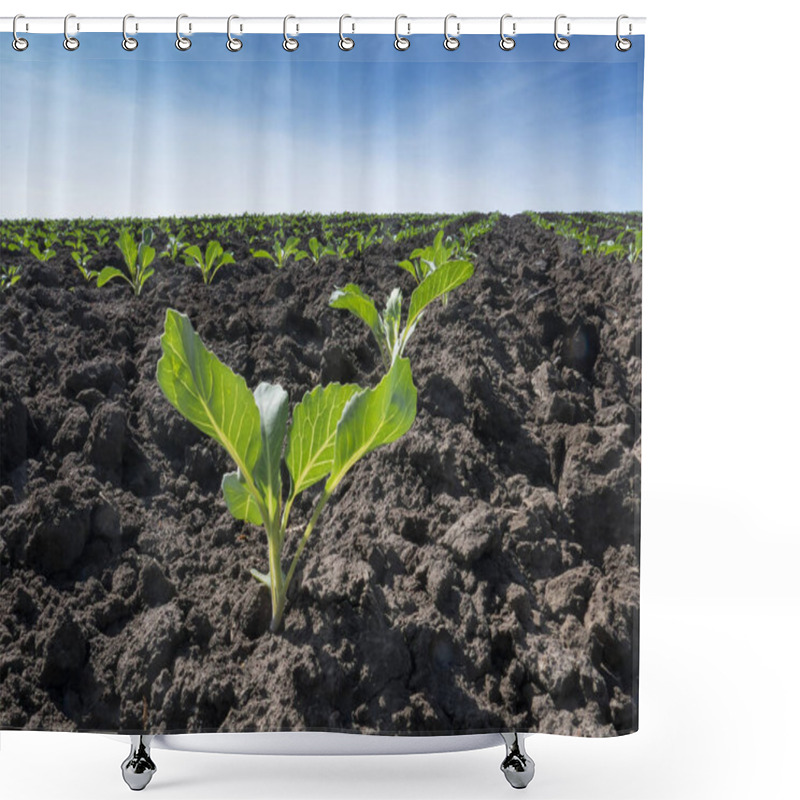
[97,228,156,296]
[251,234,306,268]
[300,237,336,266]
[0,264,21,291]
[157,309,417,631]
[330,258,473,369]
[182,240,235,285]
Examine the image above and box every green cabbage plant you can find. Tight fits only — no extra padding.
[329,258,473,369]
[157,309,417,632]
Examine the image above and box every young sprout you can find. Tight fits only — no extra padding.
[251,234,306,268]
[157,308,418,631]
[97,228,156,296]
[330,256,473,370]
[182,240,235,285]
[0,264,21,291]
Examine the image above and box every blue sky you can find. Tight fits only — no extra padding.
[0,34,643,219]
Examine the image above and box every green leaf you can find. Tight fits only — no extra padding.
[286,382,361,497]
[253,382,289,527]
[222,470,263,525]
[156,309,263,490]
[326,358,417,492]
[406,260,474,331]
[329,284,388,364]
[117,230,137,271]
[382,288,403,361]
[96,266,126,287]
[329,284,381,338]
[183,244,203,265]
[397,259,419,282]
[140,245,156,271]
[206,241,223,264]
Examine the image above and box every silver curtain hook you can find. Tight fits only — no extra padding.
[394,14,410,51]
[283,15,299,51]
[63,13,79,51]
[554,14,570,51]
[499,14,515,51]
[227,15,242,51]
[175,13,191,51]
[443,14,460,51]
[339,14,354,50]
[122,14,138,51]
[616,14,632,51]
[12,14,28,51]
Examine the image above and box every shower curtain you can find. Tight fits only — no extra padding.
[0,27,643,738]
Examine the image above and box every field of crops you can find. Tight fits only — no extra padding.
[0,211,641,737]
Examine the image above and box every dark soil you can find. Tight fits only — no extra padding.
[0,213,641,737]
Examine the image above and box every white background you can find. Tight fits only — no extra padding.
[1,1,798,798]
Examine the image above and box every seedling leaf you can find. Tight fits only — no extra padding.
[406,260,474,331]
[157,309,262,486]
[222,470,264,525]
[326,357,417,492]
[253,382,289,527]
[286,382,360,496]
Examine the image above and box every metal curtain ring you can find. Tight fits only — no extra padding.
[554,14,570,51]
[339,14,354,50]
[12,14,28,51]
[227,15,242,51]
[175,14,191,51]
[63,13,79,51]
[499,14,515,50]
[443,14,459,50]
[616,14,632,51]
[394,14,410,51]
[122,14,138,51]
[283,15,298,51]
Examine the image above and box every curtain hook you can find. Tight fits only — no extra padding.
[63,13,79,51]
[227,15,242,51]
[499,14,515,51]
[283,15,299,51]
[616,14,632,51]
[122,15,138,51]
[554,14,570,51]
[12,14,28,51]
[339,14,354,51]
[394,14,410,51]
[175,13,191,51]
[443,14,460,51]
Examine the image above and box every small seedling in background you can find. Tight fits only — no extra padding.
[97,228,156,296]
[0,264,22,291]
[330,256,473,370]
[251,233,306,268]
[182,240,235,285]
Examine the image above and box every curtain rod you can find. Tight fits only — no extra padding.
[0,16,645,36]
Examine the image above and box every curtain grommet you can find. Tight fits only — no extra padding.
[443,14,460,51]
[394,15,410,51]
[339,14,355,51]
[499,14,516,50]
[615,15,632,51]
[175,14,191,51]
[554,14,570,51]
[63,13,80,51]
[122,14,138,51]
[283,15,299,51]
[12,15,28,51]
[226,15,243,51]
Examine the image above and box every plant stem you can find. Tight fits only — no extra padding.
[282,490,331,604]
[267,525,285,632]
